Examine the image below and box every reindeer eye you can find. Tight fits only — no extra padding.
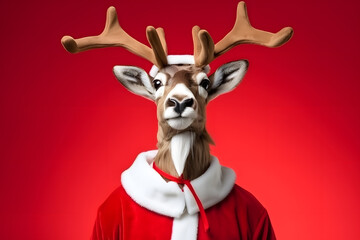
[153,79,163,90]
[200,79,210,90]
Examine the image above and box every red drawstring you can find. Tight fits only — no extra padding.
[153,163,210,232]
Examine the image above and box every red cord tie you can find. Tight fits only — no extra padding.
[153,163,210,232]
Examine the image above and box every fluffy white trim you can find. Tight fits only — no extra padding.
[184,159,236,214]
[149,55,210,77]
[121,151,185,218]
[121,150,236,218]
[171,212,198,240]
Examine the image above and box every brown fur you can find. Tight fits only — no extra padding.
[154,65,215,180]
[154,129,213,180]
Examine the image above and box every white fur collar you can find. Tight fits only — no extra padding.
[121,150,236,218]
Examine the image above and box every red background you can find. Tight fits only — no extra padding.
[1,0,359,239]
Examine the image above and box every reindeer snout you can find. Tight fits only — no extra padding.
[168,98,194,115]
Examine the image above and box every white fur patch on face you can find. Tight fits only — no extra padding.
[155,86,165,99]
[195,72,209,98]
[198,85,208,99]
[170,131,195,176]
[167,83,194,101]
[154,72,167,84]
[195,72,208,84]
[167,117,194,130]
[163,83,197,129]
[154,72,167,99]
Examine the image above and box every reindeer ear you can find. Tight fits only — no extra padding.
[113,66,155,101]
[208,60,248,101]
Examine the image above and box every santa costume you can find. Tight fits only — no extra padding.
[91,150,276,240]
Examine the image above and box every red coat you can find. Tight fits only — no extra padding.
[91,151,276,240]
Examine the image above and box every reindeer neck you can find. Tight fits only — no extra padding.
[154,129,213,181]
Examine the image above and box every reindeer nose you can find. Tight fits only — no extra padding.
[169,98,194,114]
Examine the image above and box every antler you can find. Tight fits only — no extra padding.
[192,26,215,68]
[194,1,294,67]
[61,6,168,68]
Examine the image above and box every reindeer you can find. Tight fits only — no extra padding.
[62,2,292,239]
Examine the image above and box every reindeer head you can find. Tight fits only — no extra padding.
[62,2,293,179]
[112,57,249,141]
